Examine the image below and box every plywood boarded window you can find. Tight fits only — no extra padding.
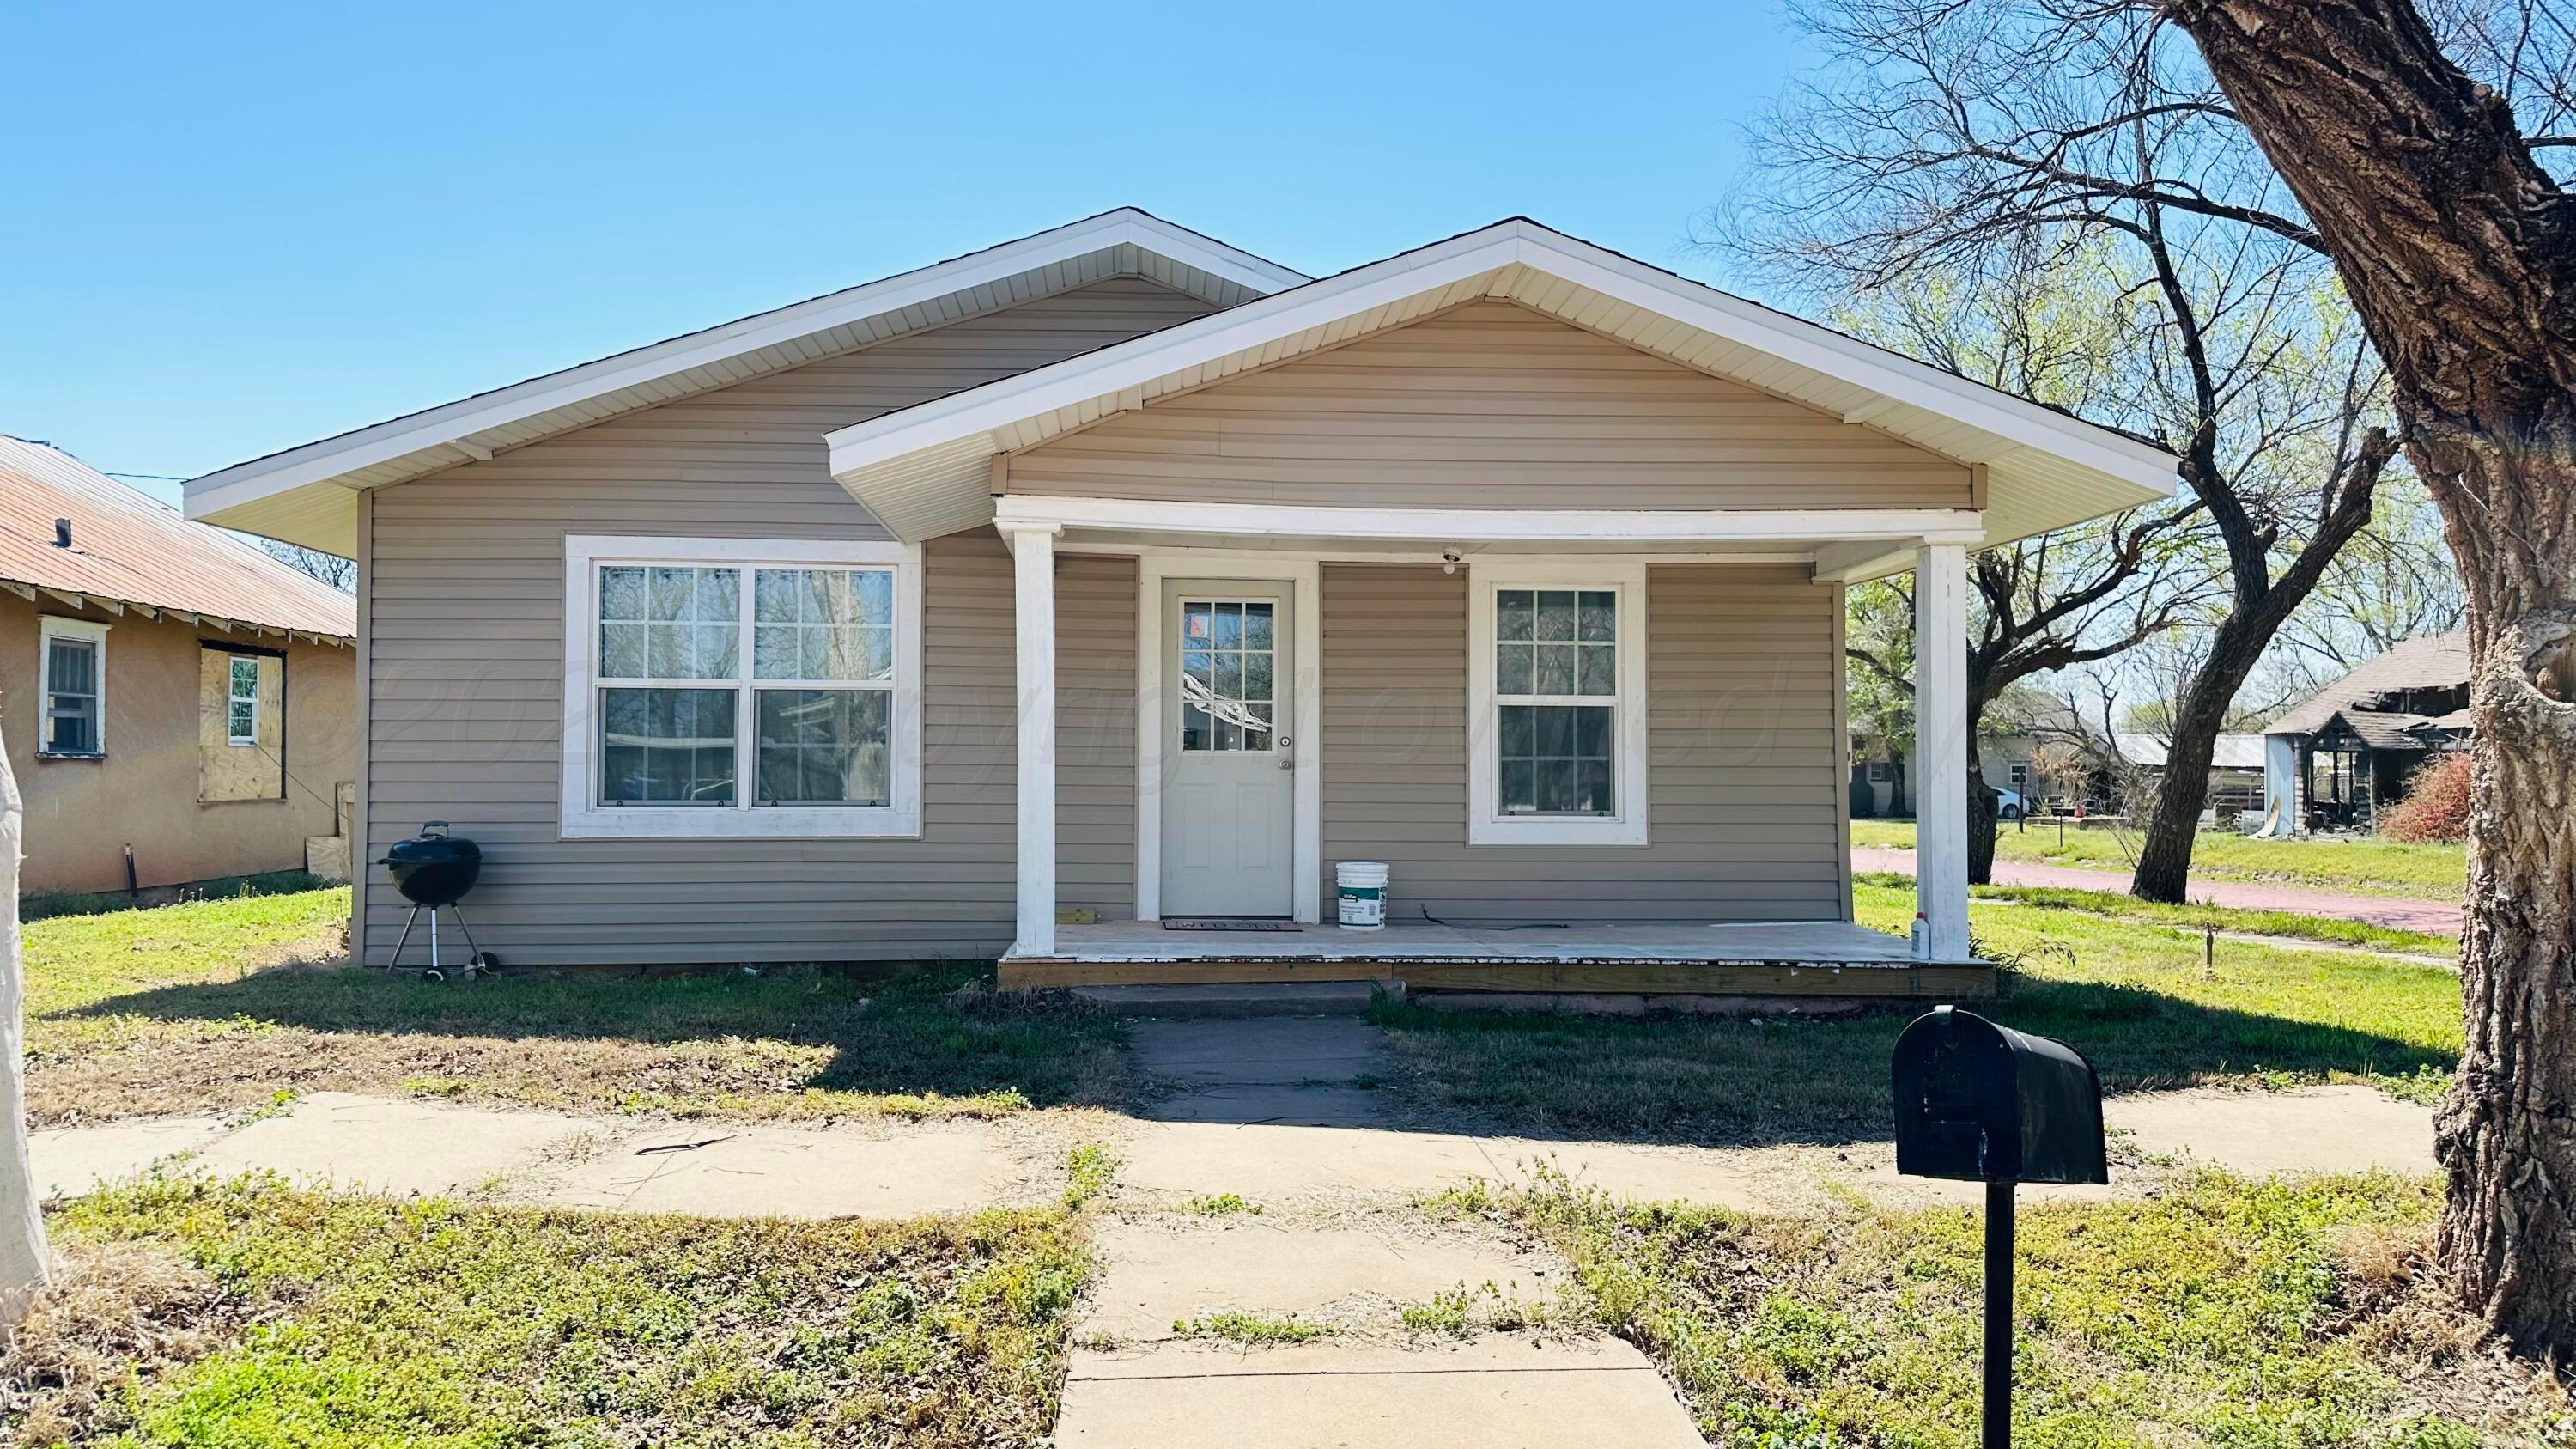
[200,648,284,802]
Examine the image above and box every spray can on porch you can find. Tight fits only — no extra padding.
[1336,861,1389,930]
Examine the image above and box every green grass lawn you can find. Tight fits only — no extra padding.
[21,887,1130,1126]
[7,1176,1097,1448]
[1440,1168,2569,1447]
[1851,819,2470,903]
[1372,880,2464,1143]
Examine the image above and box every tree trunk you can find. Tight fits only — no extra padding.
[2421,410,2576,1358]
[1965,737,1999,886]
[2164,0,2576,1357]
[2131,618,2273,904]
[1,730,51,1326]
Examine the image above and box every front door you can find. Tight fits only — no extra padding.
[1160,580,1294,916]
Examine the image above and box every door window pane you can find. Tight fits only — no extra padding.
[1177,598,1277,752]
[599,687,738,805]
[756,689,890,806]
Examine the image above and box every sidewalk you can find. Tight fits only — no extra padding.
[1852,845,2464,935]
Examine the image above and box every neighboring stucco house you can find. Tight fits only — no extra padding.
[183,211,2173,996]
[2261,632,2470,832]
[3,435,356,898]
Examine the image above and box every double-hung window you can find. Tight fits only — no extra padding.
[226,655,262,745]
[38,617,108,758]
[1466,563,1647,845]
[562,537,921,838]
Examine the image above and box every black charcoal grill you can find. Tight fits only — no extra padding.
[378,821,499,980]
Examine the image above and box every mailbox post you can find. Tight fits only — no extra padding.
[1892,1006,2107,1449]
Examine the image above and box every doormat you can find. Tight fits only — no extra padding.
[1161,918,1303,932]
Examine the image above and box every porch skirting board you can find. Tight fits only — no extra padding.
[999,957,1992,997]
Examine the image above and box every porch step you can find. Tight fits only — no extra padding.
[1072,981,1400,1018]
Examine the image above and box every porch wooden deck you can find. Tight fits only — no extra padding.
[998,919,1991,997]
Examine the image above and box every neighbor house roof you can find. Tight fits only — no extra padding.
[185,211,2178,571]
[181,210,1308,555]
[0,435,354,642]
[2111,732,2269,771]
[2266,631,2471,737]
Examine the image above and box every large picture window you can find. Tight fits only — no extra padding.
[1466,564,1648,846]
[562,538,920,838]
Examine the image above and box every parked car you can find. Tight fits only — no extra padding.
[1996,788,2024,820]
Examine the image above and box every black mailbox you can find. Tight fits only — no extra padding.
[1893,1005,2108,1186]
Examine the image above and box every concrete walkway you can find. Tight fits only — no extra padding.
[1058,1017,1707,1447]
[1854,844,2464,935]
[26,1021,2444,1449]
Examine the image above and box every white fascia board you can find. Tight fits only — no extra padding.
[995,494,1986,545]
[829,218,2181,509]
[185,210,1307,522]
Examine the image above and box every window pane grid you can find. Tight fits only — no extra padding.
[44,637,100,755]
[592,562,900,813]
[227,657,259,743]
[1179,599,1277,753]
[1492,587,1619,820]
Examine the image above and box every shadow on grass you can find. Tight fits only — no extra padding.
[49,959,1129,1111]
[1367,977,2456,1148]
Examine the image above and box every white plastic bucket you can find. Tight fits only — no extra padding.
[1336,861,1389,930]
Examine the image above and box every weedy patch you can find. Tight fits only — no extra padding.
[1176,1192,1263,1217]
[1397,1281,1546,1336]
[24,889,1135,1128]
[34,1175,1100,1448]
[0,1239,266,1446]
[1063,1145,1121,1209]
[1372,880,2464,1142]
[1170,1312,1332,1346]
[1460,1165,2571,1446]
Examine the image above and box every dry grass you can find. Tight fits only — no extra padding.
[0,1240,267,1446]
[2325,1225,2576,1437]
[25,889,1133,1127]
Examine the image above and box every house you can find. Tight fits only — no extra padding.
[2260,632,2470,832]
[180,210,2174,997]
[3,435,356,898]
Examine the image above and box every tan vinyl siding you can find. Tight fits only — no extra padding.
[1318,562,1845,924]
[1008,301,1973,510]
[361,279,1200,966]
[1058,553,1137,916]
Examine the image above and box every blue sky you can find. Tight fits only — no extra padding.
[3,3,1811,508]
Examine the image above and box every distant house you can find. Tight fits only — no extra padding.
[2,435,358,898]
[2260,632,2470,833]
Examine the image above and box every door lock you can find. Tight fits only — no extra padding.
[1277,735,1294,770]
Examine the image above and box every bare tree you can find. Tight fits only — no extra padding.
[1725,0,2403,907]
[255,539,355,592]
[1,731,49,1327]
[1831,247,2215,879]
[2155,0,2576,1360]
[2274,477,2467,688]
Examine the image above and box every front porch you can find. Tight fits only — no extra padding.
[999,917,1992,998]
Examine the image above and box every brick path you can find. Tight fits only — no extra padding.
[1852,846,2464,935]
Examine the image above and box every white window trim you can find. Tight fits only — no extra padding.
[226,655,262,746]
[1465,562,1649,846]
[559,535,923,839]
[37,615,110,758]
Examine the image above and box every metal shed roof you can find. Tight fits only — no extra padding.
[1,435,354,641]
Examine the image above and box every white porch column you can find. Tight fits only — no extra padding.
[1010,525,1060,956]
[1913,541,1971,961]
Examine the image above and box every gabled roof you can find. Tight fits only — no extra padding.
[2267,631,2471,737]
[1,435,355,642]
[2111,731,2269,771]
[183,210,1309,554]
[828,217,2179,554]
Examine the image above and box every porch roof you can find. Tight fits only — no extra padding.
[829,218,2179,575]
